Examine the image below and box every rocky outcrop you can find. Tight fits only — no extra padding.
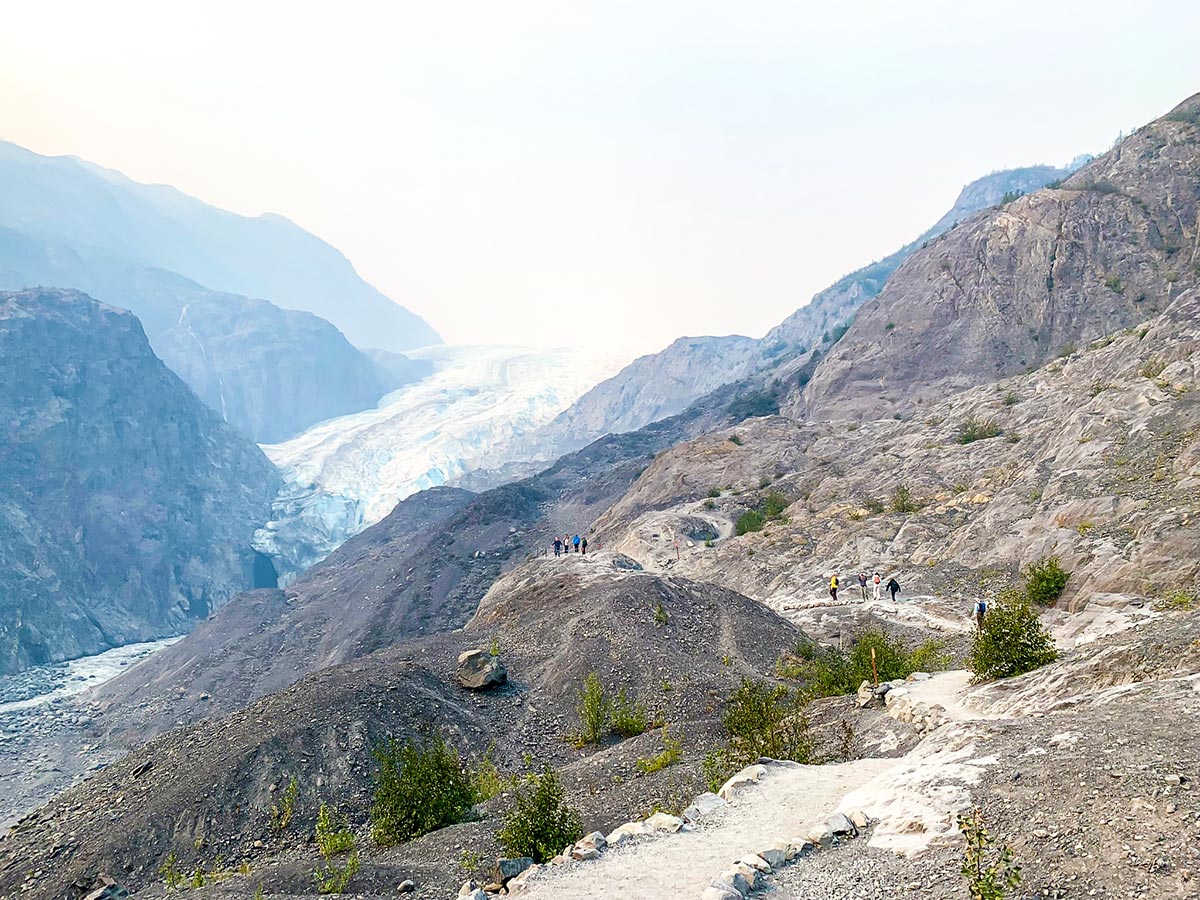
[0,289,280,674]
[0,226,407,442]
[457,649,508,690]
[793,94,1200,420]
[153,293,398,443]
[0,140,440,351]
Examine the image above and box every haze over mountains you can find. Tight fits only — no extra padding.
[0,142,439,442]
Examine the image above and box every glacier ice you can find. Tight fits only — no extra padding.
[253,344,629,579]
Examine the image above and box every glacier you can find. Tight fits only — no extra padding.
[253,344,630,578]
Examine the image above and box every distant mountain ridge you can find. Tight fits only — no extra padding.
[0,141,440,352]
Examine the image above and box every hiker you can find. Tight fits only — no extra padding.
[553,537,563,557]
[887,576,901,602]
[971,598,987,629]
[872,572,882,602]
[573,534,581,553]
[581,536,588,555]
[857,572,868,601]
[829,574,839,602]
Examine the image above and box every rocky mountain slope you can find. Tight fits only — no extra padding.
[0,289,280,675]
[0,220,409,444]
[523,162,1082,467]
[0,141,440,352]
[793,95,1200,420]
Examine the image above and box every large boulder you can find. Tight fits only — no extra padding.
[456,649,508,690]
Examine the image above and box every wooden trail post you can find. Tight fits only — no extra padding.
[871,646,879,685]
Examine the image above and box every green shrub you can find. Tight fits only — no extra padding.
[707,487,722,498]
[1140,358,1166,378]
[574,672,610,746]
[636,726,684,774]
[889,484,922,514]
[471,745,510,801]
[728,434,743,446]
[1000,190,1024,206]
[496,768,583,863]
[611,688,649,738]
[370,732,476,846]
[1156,590,1196,611]
[781,631,950,698]
[959,809,1021,899]
[313,852,359,895]
[1104,275,1124,294]
[761,491,789,519]
[957,417,1002,444]
[703,498,716,510]
[722,679,815,765]
[270,776,299,833]
[863,496,886,514]
[315,802,355,858]
[735,510,765,535]
[969,591,1057,681]
[1022,556,1070,606]
[1002,392,1019,406]
[159,852,184,890]
[728,390,779,420]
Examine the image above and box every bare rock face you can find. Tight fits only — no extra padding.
[0,289,280,674]
[793,93,1200,420]
[456,648,507,690]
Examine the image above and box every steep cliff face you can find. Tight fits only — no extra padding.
[154,294,397,444]
[0,289,280,674]
[793,95,1200,419]
[0,229,405,442]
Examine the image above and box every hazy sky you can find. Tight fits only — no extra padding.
[2,1,1197,352]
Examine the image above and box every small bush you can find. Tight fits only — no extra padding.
[1002,391,1019,406]
[703,499,716,510]
[863,496,886,514]
[1022,556,1070,606]
[889,484,922,514]
[611,688,649,738]
[761,491,789,519]
[1104,274,1124,293]
[735,510,765,535]
[1156,590,1196,611]
[1140,358,1166,379]
[315,802,355,858]
[781,631,950,698]
[728,390,779,420]
[728,434,744,446]
[957,417,1002,444]
[313,852,359,895]
[636,726,684,774]
[370,732,476,846]
[653,600,669,625]
[959,809,1021,899]
[707,487,722,498]
[722,679,815,765]
[159,852,184,890]
[496,768,583,863]
[969,591,1057,681]
[270,776,299,833]
[574,672,610,746]
[471,745,511,802]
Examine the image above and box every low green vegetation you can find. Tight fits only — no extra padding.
[313,853,359,895]
[496,768,583,863]
[1156,590,1197,611]
[611,688,650,738]
[654,600,669,625]
[727,389,780,420]
[706,486,722,498]
[370,732,476,846]
[889,484,923,514]
[315,802,355,857]
[703,498,716,510]
[1022,555,1070,606]
[703,679,817,791]
[735,491,791,535]
[159,853,184,890]
[1002,391,1020,406]
[957,417,1003,444]
[959,809,1021,899]
[777,630,951,698]
[728,434,744,446]
[471,745,511,802]
[969,590,1057,681]
[1104,274,1124,293]
[270,776,299,833]
[1140,357,1167,379]
[636,725,684,774]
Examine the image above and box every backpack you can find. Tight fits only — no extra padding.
[976,600,987,614]
[873,574,881,584]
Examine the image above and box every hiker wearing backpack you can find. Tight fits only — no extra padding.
[887,576,901,602]
[857,572,868,601]
[972,598,987,629]
[581,537,588,555]
[572,534,581,553]
[553,537,563,557]
[872,572,882,602]
[829,574,839,602]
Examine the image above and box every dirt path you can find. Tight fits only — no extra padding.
[518,759,896,900]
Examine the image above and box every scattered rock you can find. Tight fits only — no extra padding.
[456,650,507,690]
[493,857,534,885]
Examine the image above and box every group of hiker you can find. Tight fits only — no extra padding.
[828,571,901,603]
[553,534,588,556]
